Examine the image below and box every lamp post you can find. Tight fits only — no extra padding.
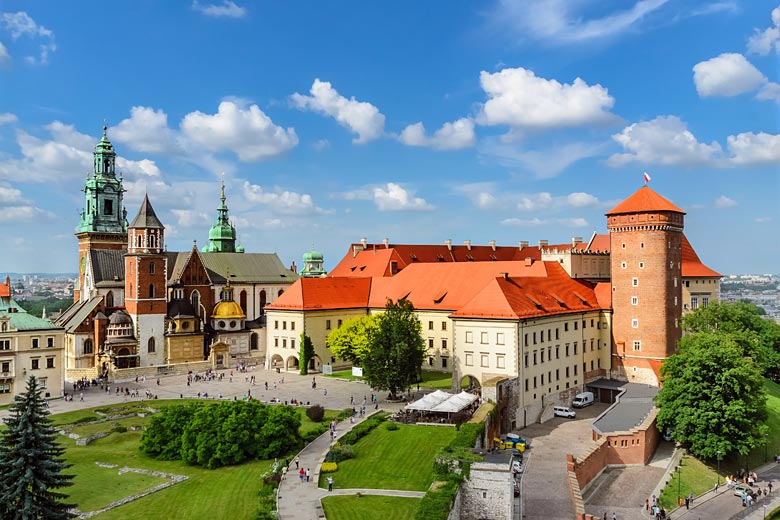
[678,465,682,505]
[765,433,769,463]
[717,450,722,489]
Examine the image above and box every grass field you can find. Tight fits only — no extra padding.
[659,379,780,509]
[320,422,457,491]
[324,369,453,391]
[321,495,420,520]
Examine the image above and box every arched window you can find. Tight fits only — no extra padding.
[250,333,258,351]
[191,290,200,316]
[149,262,155,275]
[149,284,155,298]
[240,290,247,314]
[105,291,114,307]
[148,337,156,353]
[84,339,93,355]
[1,322,7,332]
[278,289,284,297]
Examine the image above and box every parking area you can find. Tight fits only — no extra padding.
[517,403,609,520]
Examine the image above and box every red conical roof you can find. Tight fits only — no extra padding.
[606,186,685,216]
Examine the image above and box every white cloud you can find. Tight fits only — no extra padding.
[0,42,8,65]
[312,139,330,151]
[192,1,247,18]
[0,112,16,125]
[371,183,433,212]
[291,79,385,143]
[566,192,600,208]
[0,12,56,64]
[488,0,669,45]
[454,183,603,214]
[692,53,767,97]
[757,82,780,103]
[477,68,616,129]
[170,209,210,227]
[726,132,780,165]
[479,138,601,178]
[500,217,589,227]
[607,116,722,167]
[399,118,475,150]
[755,217,773,223]
[0,184,22,203]
[747,4,780,55]
[714,195,737,208]
[242,181,324,215]
[0,206,43,223]
[181,101,298,161]
[111,106,178,153]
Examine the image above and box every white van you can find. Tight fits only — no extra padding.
[572,391,594,408]
[553,406,576,418]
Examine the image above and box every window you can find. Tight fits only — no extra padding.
[104,199,113,215]
[465,353,474,366]
[274,338,279,347]
[441,339,447,349]
[548,346,552,360]
[496,332,504,345]
[441,358,448,368]
[541,374,545,385]
[46,357,55,369]
[533,351,537,365]
[674,296,678,305]
[428,357,434,366]
[282,339,287,348]
[291,339,296,349]
[149,284,155,298]
[480,332,488,344]
[533,376,537,388]
[83,339,93,354]
[556,368,560,380]
[325,320,331,330]
[555,328,559,340]
[633,340,641,351]
[632,319,639,328]
[565,366,570,378]
[702,296,710,307]
[251,333,258,351]
[533,332,537,344]
[640,242,644,248]
[481,354,489,367]
[46,337,54,348]
[565,343,570,356]
[338,319,343,327]
[428,338,434,349]
[574,365,578,375]
[632,277,639,287]
[621,261,627,269]
[191,291,200,313]
[574,321,578,331]
[675,318,679,328]
[31,359,39,370]
[148,337,156,353]
[691,296,699,310]
[685,280,690,288]
[524,353,528,367]
[525,379,529,392]
[291,322,296,331]
[0,383,11,394]
[428,321,434,330]
[555,346,560,359]
[283,321,287,330]
[590,339,594,351]
[1,362,9,373]
[540,349,545,363]
[639,262,644,269]
[274,320,279,329]
[150,262,155,274]
[496,355,505,369]
[465,331,473,343]
[622,243,626,249]
[632,296,638,305]
[32,338,39,349]
[674,277,678,287]
[441,321,447,331]
[573,342,577,355]
[564,323,569,332]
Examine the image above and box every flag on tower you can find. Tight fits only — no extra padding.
[643,171,651,184]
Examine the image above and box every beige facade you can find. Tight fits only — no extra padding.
[0,321,65,405]
[682,277,721,314]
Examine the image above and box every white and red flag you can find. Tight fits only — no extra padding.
[643,171,651,184]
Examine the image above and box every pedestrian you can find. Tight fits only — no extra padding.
[306,468,310,482]
[645,498,649,510]
[327,476,333,492]
[714,482,719,493]
[612,513,616,520]
[689,492,694,504]
[299,468,304,482]
[295,456,300,469]
[684,496,689,509]
[79,392,84,401]
[770,482,774,494]
[602,513,606,520]
[281,466,287,480]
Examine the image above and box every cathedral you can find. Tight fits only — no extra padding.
[57,127,298,375]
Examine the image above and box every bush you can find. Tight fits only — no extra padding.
[321,462,338,473]
[338,413,387,445]
[337,408,353,420]
[70,416,100,425]
[306,405,325,422]
[325,443,354,463]
[385,422,399,431]
[414,479,459,520]
[112,425,128,433]
[301,424,327,444]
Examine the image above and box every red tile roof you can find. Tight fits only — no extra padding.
[681,234,721,278]
[582,233,611,252]
[606,186,685,216]
[0,279,9,297]
[266,277,372,311]
[451,263,605,320]
[329,243,542,277]
[594,282,612,309]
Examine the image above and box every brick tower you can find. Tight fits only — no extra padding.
[125,194,167,366]
[74,125,128,302]
[606,186,685,385]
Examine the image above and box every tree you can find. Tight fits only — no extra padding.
[326,315,380,365]
[363,299,426,399]
[656,332,768,459]
[0,376,75,519]
[299,333,314,375]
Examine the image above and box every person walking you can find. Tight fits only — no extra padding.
[327,476,333,492]
[295,456,300,469]
[305,468,310,482]
[770,481,774,494]
[299,468,305,482]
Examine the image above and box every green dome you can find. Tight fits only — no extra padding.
[303,250,324,262]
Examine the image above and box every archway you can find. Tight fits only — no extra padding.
[285,356,299,371]
[270,354,284,370]
[460,374,481,392]
[105,291,114,308]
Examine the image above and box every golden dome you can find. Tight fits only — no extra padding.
[211,301,245,319]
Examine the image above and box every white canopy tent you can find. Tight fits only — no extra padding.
[405,390,477,413]
[405,390,452,411]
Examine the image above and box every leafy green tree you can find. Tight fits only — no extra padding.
[326,315,380,365]
[656,332,768,458]
[0,376,75,519]
[141,403,198,460]
[299,333,314,375]
[363,299,426,399]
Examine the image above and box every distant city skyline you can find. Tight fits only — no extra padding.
[0,1,778,274]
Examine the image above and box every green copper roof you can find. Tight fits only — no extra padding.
[0,297,61,331]
[203,180,242,253]
[300,247,327,278]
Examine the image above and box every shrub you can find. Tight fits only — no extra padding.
[338,413,387,445]
[321,462,338,473]
[71,416,99,425]
[306,405,325,422]
[302,424,327,444]
[112,425,128,433]
[385,422,399,431]
[414,479,459,520]
[337,408,353,421]
[325,443,354,463]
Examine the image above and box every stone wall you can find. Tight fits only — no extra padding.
[111,360,213,382]
[460,461,513,520]
[66,367,100,382]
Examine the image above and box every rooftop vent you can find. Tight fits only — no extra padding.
[464,240,472,250]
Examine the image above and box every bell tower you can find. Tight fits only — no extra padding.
[606,185,685,385]
[74,125,128,302]
[202,180,243,253]
[125,194,167,366]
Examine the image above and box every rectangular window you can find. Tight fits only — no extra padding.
[441,339,447,349]
[0,383,11,394]
[633,340,641,351]
[31,359,39,370]
[480,332,488,344]
[481,354,489,368]
[541,373,545,385]
[465,331,473,343]
[291,322,296,331]
[441,322,447,331]
[590,339,594,351]
[46,357,54,369]
[525,379,529,392]
[496,332,505,345]
[274,320,278,329]
[524,333,528,346]
[573,342,578,355]
[621,261,627,269]
[150,262,155,274]
[291,339,296,349]
[548,346,552,360]
[574,321,578,331]
[428,338,434,349]
[565,343,570,357]
[674,296,678,305]
[0,340,10,351]
[565,366,570,378]
[702,296,710,307]
[533,332,537,344]
[533,351,537,365]
[283,321,287,330]
[441,358,447,368]
[429,357,434,366]
[691,296,699,309]
[632,296,638,305]
[338,319,343,327]
[632,277,639,287]
[32,338,39,349]
[555,328,560,340]
[564,323,569,332]
[428,321,434,330]
[524,353,528,368]
[639,262,644,269]
[496,355,505,369]
[47,337,54,348]
[274,338,278,347]
[325,319,331,330]
[556,368,560,381]
[674,277,678,287]
[466,353,474,366]
[574,365,578,376]
[282,339,287,348]
[1,361,9,372]
[632,318,639,328]
[104,199,113,215]
[555,346,560,359]
[533,376,537,388]
[540,349,545,363]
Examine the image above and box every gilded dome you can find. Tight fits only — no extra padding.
[211,300,245,319]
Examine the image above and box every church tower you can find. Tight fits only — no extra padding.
[125,195,166,366]
[202,180,244,253]
[606,186,685,385]
[74,125,128,302]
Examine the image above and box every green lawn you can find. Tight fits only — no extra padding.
[322,495,420,520]
[325,369,364,381]
[320,423,457,491]
[420,370,452,390]
[659,379,780,509]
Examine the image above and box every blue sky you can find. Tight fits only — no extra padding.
[0,0,778,275]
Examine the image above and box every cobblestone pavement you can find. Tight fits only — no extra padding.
[584,466,665,520]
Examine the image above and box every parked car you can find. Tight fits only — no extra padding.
[663,429,674,442]
[734,483,757,498]
[512,460,523,474]
[572,391,595,408]
[553,406,576,418]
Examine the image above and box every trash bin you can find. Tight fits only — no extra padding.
[276,368,280,374]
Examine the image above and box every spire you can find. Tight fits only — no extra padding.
[130,194,164,229]
[203,177,241,253]
[77,123,127,235]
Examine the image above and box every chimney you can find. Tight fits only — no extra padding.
[445,239,452,251]
[360,237,367,249]
[572,236,583,247]
[383,238,390,248]
[538,239,548,248]
[519,241,529,250]
[290,261,297,273]
[500,271,509,280]
[524,258,534,267]
[488,240,496,251]
[464,240,472,250]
